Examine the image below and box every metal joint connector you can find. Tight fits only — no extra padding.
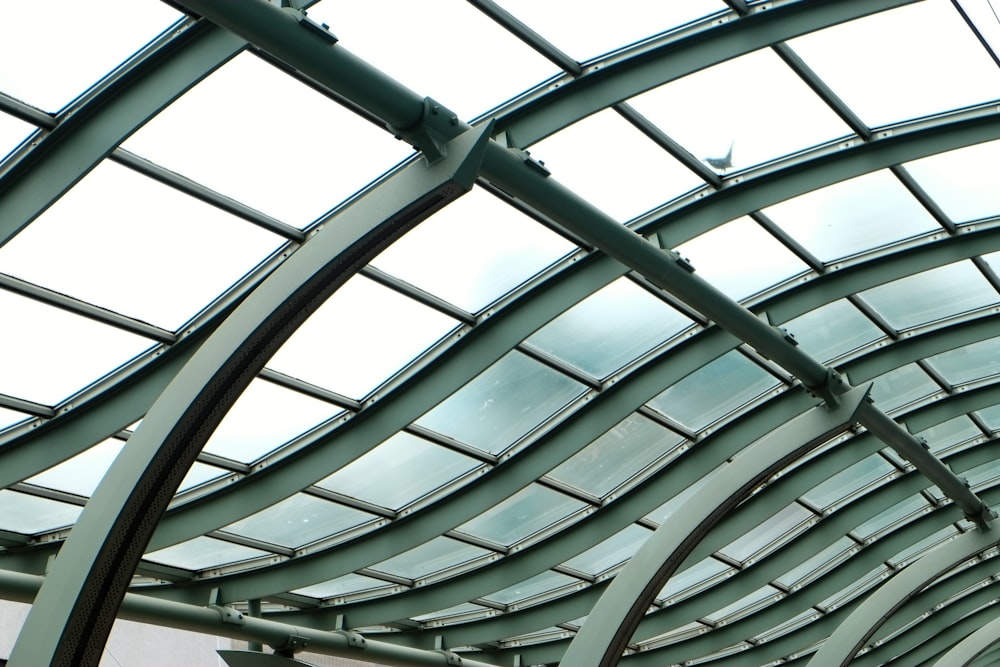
[334,629,367,649]
[209,605,245,626]
[387,97,462,164]
[808,368,851,408]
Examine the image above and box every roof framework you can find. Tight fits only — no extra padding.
[2,0,1000,665]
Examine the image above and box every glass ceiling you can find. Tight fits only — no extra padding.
[3,1,1000,666]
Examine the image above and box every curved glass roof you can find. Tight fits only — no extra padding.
[3,1,1000,665]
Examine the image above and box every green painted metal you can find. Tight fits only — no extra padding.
[559,386,870,667]
[7,125,492,667]
[933,610,1000,666]
[807,523,1000,666]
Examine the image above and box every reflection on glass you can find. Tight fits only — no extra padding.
[717,503,812,563]
[0,0,180,111]
[269,275,458,399]
[370,537,491,580]
[801,454,895,512]
[0,161,283,331]
[145,536,269,571]
[783,300,884,363]
[631,49,852,172]
[927,337,1000,386]
[293,572,396,601]
[529,109,702,222]
[202,379,343,463]
[527,277,692,378]
[483,570,580,606]
[870,364,938,414]
[456,484,586,547]
[860,261,999,331]
[675,217,808,301]
[764,170,939,262]
[549,413,685,498]
[788,1,1000,127]
[906,139,1000,223]
[648,350,779,432]
[224,493,375,549]
[123,52,410,227]
[318,431,479,510]
[0,290,154,405]
[0,490,81,533]
[28,438,124,497]
[416,351,586,454]
[496,0,726,63]
[370,189,574,313]
[562,524,651,576]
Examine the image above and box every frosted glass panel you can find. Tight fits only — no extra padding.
[0,491,81,533]
[484,571,580,605]
[371,189,574,312]
[631,48,852,172]
[0,113,33,162]
[717,503,812,563]
[0,407,30,431]
[145,536,269,571]
[527,277,692,378]
[657,557,731,602]
[549,413,684,497]
[782,300,883,363]
[648,351,779,431]
[456,484,586,547]
[676,216,808,301]
[225,493,375,549]
[801,454,895,511]
[269,275,458,399]
[927,337,1000,386]
[860,261,999,330]
[416,351,586,454]
[293,573,396,600]
[870,364,939,413]
[906,139,1000,223]
[915,416,982,456]
[764,170,939,262]
[371,537,491,580]
[562,524,651,576]
[318,432,479,510]
[776,536,856,589]
[852,494,929,540]
[28,438,124,497]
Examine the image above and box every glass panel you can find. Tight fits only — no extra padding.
[915,416,982,456]
[775,536,857,589]
[483,570,581,606]
[819,562,892,611]
[927,337,1000,386]
[763,170,939,262]
[495,0,727,62]
[852,493,929,541]
[0,290,154,404]
[787,1,1000,127]
[370,189,574,313]
[887,526,957,568]
[801,454,896,512]
[965,457,1000,491]
[906,139,1000,223]
[308,1,557,120]
[527,277,693,378]
[0,407,30,431]
[0,491,81,533]
[703,584,781,624]
[145,536,270,571]
[0,113,33,162]
[717,503,813,563]
[201,378,343,463]
[648,350,779,432]
[860,261,999,331]
[529,109,703,222]
[370,536,492,580]
[675,216,809,301]
[415,351,586,455]
[657,557,732,603]
[870,364,939,414]
[645,475,708,525]
[293,572,397,600]
[123,52,411,228]
[269,275,458,399]
[782,300,884,363]
[0,161,283,330]
[455,484,586,547]
[976,404,1000,431]
[0,0,181,111]
[317,431,479,510]
[178,462,227,493]
[548,413,685,498]
[631,48,852,172]
[224,493,376,549]
[562,524,651,576]
[28,438,124,497]
[412,602,488,623]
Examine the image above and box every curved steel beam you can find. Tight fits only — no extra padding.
[7,125,492,667]
[933,609,1000,666]
[558,386,869,667]
[807,523,1000,666]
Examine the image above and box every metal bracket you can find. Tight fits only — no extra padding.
[666,249,695,273]
[807,368,853,408]
[280,5,337,43]
[434,636,463,665]
[273,634,310,656]
[210,605,246,626]
[334,630,367,649]
[510,147,550,177]
[388,97,461,164]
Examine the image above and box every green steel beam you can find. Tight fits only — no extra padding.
[0,19,244,248]
[559,386,868,666]
[933,610,1000,665]
[808,523,1000,666]
[7,125,492,667]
